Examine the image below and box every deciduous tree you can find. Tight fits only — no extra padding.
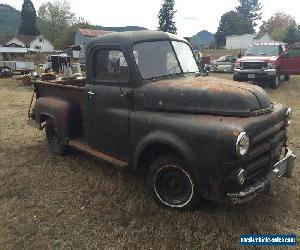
[37,0,75,43]
[259,12,296,41]
[54,19,91,49]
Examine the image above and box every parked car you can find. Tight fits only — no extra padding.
[0,67,13,78]
[211,55,237,72]
[233,42,300,88]
[28,31,296,209]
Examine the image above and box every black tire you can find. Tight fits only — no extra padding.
[45,118,69,155]
[270,73,280,89]
[233,75,242,82]
[147,154,202,209]
[284,75,290,81]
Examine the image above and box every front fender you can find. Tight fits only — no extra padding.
[34,97,81,141]
[133,130,199,177]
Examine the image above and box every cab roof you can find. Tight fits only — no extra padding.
[86,30,187,52]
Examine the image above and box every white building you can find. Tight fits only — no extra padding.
[225,33,283,49]
[4,35,54,53]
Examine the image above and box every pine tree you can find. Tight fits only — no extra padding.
[18,0,39,36]
[236,0,263,27]
[158,0,177,34]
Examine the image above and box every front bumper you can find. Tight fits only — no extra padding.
[227,148,296,205]
[212,64,234,72]
[234,68,276,80]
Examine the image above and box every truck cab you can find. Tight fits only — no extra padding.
[28,31,296,209]
[233,42,300,88]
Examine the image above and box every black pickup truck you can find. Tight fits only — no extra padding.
[28,31,296,209]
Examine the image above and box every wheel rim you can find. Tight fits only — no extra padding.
[153,165,194,208]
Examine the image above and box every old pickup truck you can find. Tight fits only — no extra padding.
[28,31,296,209]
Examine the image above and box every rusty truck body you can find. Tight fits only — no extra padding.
[28,31,296,209]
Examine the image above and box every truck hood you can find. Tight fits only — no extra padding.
[138,76,272,116]
[239,55,278,62]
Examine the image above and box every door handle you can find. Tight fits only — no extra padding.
[87,90,95,97]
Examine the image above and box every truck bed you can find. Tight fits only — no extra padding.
[34,78,87,135]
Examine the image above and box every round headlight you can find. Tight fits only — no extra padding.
[237,168,246,185]
[286,108,292,126]
[236,132,250,157]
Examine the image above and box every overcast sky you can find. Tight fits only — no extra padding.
[3,0,300,36]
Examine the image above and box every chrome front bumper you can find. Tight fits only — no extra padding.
[227,148,296,205]
[234,68,276,75]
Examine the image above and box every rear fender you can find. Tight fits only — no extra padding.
[34,97,81,142]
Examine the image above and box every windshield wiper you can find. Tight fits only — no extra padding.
[258,53,267,55]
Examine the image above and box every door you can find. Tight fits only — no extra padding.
[280,43,300,75]
[85,48,132,161]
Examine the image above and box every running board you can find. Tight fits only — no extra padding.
[69,139,129,168]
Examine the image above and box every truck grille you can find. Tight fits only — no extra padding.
[242,61,266,70]
[225,121,287,185]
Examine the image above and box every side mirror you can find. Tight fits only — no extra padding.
[237,52,242,58]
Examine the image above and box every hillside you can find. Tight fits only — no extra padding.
[0,4,21,39]
[190,30,215,49]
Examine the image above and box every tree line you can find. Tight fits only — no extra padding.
[215,0,300,46]
[18,0,300,50]
[157,0,300,46]
[18,0,91,49]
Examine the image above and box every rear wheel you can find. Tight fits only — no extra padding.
[147,154,202,209]
[284,75,290,81]
[45,118,69,155]
[270,73,280,89]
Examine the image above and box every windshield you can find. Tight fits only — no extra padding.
[133,40,198,80]
[245,45,281,56]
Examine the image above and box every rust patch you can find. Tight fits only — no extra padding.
[69,139,129,168]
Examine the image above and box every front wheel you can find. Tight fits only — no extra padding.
[270,73,280,89]
[147,154,202,209]
[233,74,243,82]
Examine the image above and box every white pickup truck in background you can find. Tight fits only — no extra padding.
[0,61,35,73]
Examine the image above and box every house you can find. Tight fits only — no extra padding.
[3,35,54,53]
[75,29,113,46]
[225,33,283,49]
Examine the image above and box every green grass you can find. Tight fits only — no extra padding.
[0,76,299,249]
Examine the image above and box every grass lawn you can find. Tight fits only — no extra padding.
[0,76,299,249]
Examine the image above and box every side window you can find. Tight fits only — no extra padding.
[93,49,129,83]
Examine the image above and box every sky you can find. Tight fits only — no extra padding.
[3,0,300,37]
